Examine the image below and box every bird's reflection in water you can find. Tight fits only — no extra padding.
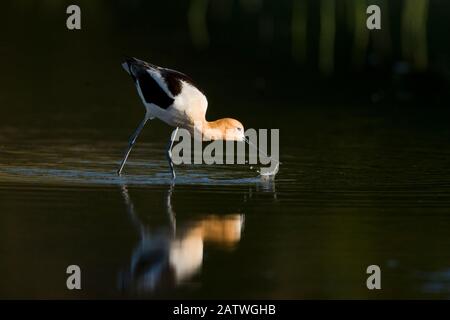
[118,184,245,293]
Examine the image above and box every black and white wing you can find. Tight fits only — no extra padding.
[122,57,174,109]
[122,57,205,111]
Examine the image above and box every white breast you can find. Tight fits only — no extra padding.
[174,82,208,121]
[137,79,208,130]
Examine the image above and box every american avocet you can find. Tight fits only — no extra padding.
[119,184,243,291]
[118,57,245,179]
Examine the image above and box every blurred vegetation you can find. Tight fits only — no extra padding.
[1,2,450,299]
[0,0,448,131]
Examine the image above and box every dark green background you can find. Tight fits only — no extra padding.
[1,0,450,299]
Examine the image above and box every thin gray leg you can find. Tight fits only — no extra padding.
[166,127,179,180]
[117,118,148,175]
[166,183,176,235]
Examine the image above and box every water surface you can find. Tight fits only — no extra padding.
[1,108,450,299]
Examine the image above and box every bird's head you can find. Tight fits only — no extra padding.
[206,118,245,141]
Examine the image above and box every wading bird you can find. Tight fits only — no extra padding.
[119,184,244,292]
[118,57,245,179]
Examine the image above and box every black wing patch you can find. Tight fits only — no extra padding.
[160,69,201,96]
[124,57,202,108]
[136,70,174,109]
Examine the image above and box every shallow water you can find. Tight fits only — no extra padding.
[1,107,450,299]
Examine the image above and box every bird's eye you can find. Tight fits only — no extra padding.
[237,127,242,131]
